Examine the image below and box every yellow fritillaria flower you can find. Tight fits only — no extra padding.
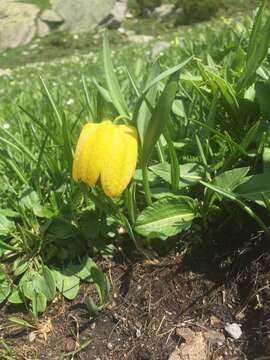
[73,120,138,198]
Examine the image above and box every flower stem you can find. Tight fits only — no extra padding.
[142,164,152,206]
[113,115,131,125]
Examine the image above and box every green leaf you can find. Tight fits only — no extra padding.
[255,80,270,119]
[136,64,159,145]
[8,317,33,328]
[214,167,250,192]
[0,269,11,304]
[8,288,25,304]
[141,70,180,167]
[13,257,29,277]
[142,57,193,94]
[51,269,80,300]
[263,147,270,172]
[103,31,128,116]
[0,209,19,218]
[19,269,55,303]
[235,173,270,203]
[200,180,270,235]
[47,218,76,239]
[32,291,47,314]
[0,128,36,162]
[134,169,157,183]
[237,1,270,92]
[150,187,181,200]
[135,197,197,240]
[20,188,55,219]
[69,257,97,282]
[205,69,239,118]
[39,266,56,301]
[85,295,99,314]
[91,267,110,305]
[20,273,35,301]
[150,162,203,188]
[0,215,15,237]
[78,211,100,241]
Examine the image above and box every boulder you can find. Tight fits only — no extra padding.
[101,0,127,30]
[52,0,116,33]
[38,9,64,35]
[37,19,50,38]
[41,9,63,23]
[154,3,174,20]
[0,2,39,51]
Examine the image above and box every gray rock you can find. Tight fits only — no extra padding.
[225,323,242,340]
[204,329,225,346]
[40,9,63,23]
[37,19,50,37]
[170,331,207,360]
[154,3,174,19]
[125,10,134,19]
[38,9,64,35]
[152,41,170,57]
[0,2,39,51]
[127,34,154,44]
[176,327,196,344]
[52,0,116,33]
[102,0,127,30]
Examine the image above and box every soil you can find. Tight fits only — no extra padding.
[0,229,270,360]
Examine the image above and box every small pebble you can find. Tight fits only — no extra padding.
[107,342,113,350]
[225,323,242,340]
[64,338,76,352]
[204,329,225,346]
[210,315,221,325]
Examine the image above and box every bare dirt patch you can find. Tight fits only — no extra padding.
[0,231,269,360]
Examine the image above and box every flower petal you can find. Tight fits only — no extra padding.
[72,123,99,185]
[101,124,138,197]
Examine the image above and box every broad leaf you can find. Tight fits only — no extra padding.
[256,80,270,119]
[235,173,270,203]
[0,268,11,303]
[39,266,56,301]
[13,257,29,277]
[51,269,80,300]
[0,215,15,237]
[8,288,25,304]
[150,162,203,188]
[135,197,197,240]
[214,167,250,192]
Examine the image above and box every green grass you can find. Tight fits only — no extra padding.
[19,0,50,10]
[0,0,270,321]
[0,0,261,69]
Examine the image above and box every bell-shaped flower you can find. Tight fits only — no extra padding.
[73,120,138,197]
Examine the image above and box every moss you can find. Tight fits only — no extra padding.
[18,0,50,10]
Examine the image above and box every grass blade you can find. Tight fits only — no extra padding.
[103,31,128,116]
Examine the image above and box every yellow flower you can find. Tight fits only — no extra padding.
[73,120,138,198]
